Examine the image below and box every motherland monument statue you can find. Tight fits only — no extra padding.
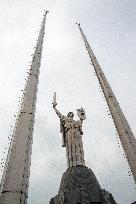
[52,92,86,168]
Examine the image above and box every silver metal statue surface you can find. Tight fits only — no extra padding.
[52,92,86,168]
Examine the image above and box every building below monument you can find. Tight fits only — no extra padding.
[50,166,117,204]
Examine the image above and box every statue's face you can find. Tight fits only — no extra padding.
[67,112,74,119]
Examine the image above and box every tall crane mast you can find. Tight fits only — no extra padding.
[77,23,136,185]
[0,10,49,204]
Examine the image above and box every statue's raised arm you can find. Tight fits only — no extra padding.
[53,107,64,119]
[52,92,67,147]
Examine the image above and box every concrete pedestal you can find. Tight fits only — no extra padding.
[50,166,117,204]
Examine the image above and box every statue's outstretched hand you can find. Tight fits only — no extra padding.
[53,103,57,109]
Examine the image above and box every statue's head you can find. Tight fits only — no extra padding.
[67,112,74,119]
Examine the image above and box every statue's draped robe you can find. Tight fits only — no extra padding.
[56,109,85,168]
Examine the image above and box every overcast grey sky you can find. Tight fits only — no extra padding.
[0,0,136,203]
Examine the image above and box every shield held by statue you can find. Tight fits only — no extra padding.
[77,107,86,120]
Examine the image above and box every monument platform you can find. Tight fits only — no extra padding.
[50,166,117,204]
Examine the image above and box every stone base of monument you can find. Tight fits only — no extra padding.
[50,166,117,204]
